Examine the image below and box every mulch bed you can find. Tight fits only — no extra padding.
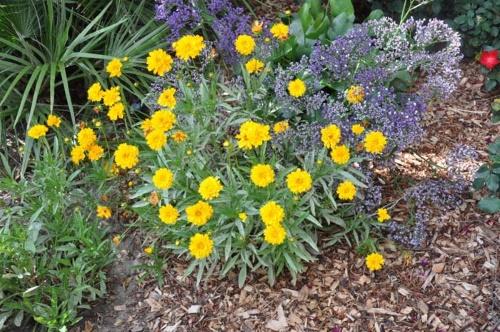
[72,63,499,332]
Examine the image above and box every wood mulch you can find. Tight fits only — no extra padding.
[72,63,499,332]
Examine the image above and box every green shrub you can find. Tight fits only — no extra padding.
[0,155,114,330]
[473,137,500,213]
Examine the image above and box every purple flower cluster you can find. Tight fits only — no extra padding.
[155,0,201,43]
[388,179,466,248]
[446,144,479,182]
[155,0,251,63]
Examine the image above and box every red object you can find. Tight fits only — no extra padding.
[479,49,500,70]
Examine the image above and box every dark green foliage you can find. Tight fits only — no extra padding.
[0,156,114,330]
[473,137,500,213]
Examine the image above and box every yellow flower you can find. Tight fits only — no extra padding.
[321,124,341,149]
[273,120,289,134]
[172,35,205,61]
[87,82,103,102]
[186,200,213,226]
[345,85,365,104]
[238,212,248,222]
[364,131,387,154]
[377,208,390,223]
[152,168,174,190]
[270,22,289,40]
[47,114,61,128]
[112,235,121,246]
[366,252,385,271]
[141,118,154,136]
[198,176,223,200]
[330,145,350,165]
[107,102,125,121]
[146,129,167,151]
[259,201,285,226]
[159,204,179,224]
[251,20,263,34]
[234,34,256,56]
[147,49,173,76]
[106,58,123,77]
[71,145,86,165]
[264,224,286,245]
[102,86,121,106]
[245,58,265,74]
[189,233,214,259]
[96,205,112,219]
[171,130,187,142]
[351,124,365,136]
[336,180,356,201]
[287,78,306,98]
[114,143,139,169]
[144,246,154,255]
[77,128,97,149]
[27,124,48,139]
[151,109,176,132]
[88,144,104,161]
[250,164,275,188]
[286,169,313,194]
[236,120,271,150]
[157,87,177,109]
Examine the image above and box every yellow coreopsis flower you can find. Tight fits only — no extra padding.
[146,129,167,151]
[189,233,214,259]
[234,34,256,56]
[157,88,177,109]
[147,49,173,76]
[71,145,86,165]
[141,118,154,136]
[77,128,97,149]
[198,176,223,200]
[172,35,206,61]
[250,164,275,188]
[288,78,306,98]
[186,200,213,226]
[364,131,387,154]
[351,123,365,136]
[330,145,350,165]
[245,58,265,74]
[96,205,112,219]
[238,212,248,222]
[87,82,103,102]
[88,144,104,161]
[102,86,121,106]
[144,246,154,255]
[152,168,174,190]
[171,130,187,142]
[321,124,341,149]
[159,204,179,224]
[259,201,285,226]
[345,85,365,104]
[106,58,123,77]
[377,208,391,223]
[151,109,176,132]
[251,20,263,34]
[236,120,271,150]
[27,124,48,140]
[264,223,286,245]
[273,120,289,134]
[47,114,61,128]
[336,180,356,201]
[270,22,289,40]
[114,143,139,169]
[366,252,385,271]
[286,169,312,194]
[107,102,125,121]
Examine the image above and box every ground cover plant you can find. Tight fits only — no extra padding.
[3,0,494,330]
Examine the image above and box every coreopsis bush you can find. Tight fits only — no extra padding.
[24,6,462,287]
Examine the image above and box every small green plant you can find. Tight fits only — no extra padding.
[0,155,114,330]
[473,137,500,213]
[492,99,500,123]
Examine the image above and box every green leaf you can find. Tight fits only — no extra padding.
[478,196,500,213]
[329,0,354,17]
